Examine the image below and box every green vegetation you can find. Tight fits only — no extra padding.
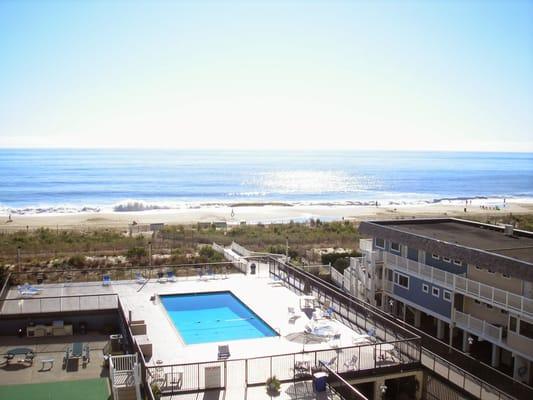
[0,378,109,400]
[466,213,533,232]
[321,250,361,272]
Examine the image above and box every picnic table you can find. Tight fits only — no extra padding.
[3,347,34,365]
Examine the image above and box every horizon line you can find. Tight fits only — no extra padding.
[0,147,532,154]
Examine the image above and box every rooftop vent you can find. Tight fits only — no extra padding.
[503,224,514,236]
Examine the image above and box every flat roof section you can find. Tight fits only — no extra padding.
[380,219,533,263]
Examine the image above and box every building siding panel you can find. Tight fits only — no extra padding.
[393,272,452,318]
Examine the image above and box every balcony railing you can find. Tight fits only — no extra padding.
[359,238,374,253]
[383,253,533,319]
[0,293,118,315]
[454,309,503,342]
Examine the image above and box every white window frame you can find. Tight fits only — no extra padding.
[390,242,401,252]
[394,272,409,289]
[443,290,451,302]
[375,238,385,249]
[453,259,462,265]
[422,283,429,293]
[432,287,440,298]
[443,257,451,263]
[432,254,440,260]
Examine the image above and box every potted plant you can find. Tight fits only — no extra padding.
[266,375,281,396]
[151,382,162,400]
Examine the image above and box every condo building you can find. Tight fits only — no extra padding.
[345,218,533,386]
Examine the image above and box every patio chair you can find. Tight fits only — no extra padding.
[157,271,166,283]
[102,275,111,286]
[320,355,337,369]
[135,272,147,284]
[343,355,358,371]
[167,271,176,282]
[23,351,34,365]
[62,349,69,369]
[165,371,183,390]
[82,345,90,365]
[218,345,230,360]
[288,306,301,321]
[329,333,341,348]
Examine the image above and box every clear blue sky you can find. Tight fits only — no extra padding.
[0,0,531,151]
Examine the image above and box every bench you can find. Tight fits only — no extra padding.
[40,358,54,371]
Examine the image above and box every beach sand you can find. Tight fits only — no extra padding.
[1,201,532,230]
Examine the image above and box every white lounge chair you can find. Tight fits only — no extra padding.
[288,307,302,321]
[17,286,39,296]
[135,272,147,284]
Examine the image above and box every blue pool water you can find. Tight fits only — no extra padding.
[160,291,278,344]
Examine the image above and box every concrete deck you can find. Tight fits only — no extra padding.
[0,334,109,385]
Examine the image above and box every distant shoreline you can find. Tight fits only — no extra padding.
[1,200,532,230]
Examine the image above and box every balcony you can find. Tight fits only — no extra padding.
[383,252,533,319]
[454,309,503,343]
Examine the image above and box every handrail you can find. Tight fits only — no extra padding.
[319,361,369,400]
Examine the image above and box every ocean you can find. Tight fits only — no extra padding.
[0,149,531,214]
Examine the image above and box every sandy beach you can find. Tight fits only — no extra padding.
[1,201,532,230]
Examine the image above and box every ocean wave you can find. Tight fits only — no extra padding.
[1,195,532,216]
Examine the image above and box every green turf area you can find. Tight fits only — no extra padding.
[0,378,109,400]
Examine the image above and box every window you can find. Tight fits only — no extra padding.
[432,287,440,298]
[375,238,385,249]
[443,290,451,302]
[519,319,533,340]
[509,316,517,333]
[453,260,462,265]
[422,283,429,293]
[394,272,409,289]
[443,257,451,263]
[432,254,440,260]
[391,242,400,252]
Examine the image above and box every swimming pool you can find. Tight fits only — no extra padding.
[160,291,278,344]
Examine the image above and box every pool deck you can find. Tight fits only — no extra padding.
[3,271,376,367]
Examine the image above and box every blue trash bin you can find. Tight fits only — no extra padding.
[313,372,328,392]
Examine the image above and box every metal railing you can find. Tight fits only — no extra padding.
[0,293,118,315]
[6,261,241,286]
[383,253,533,318]
[146,339,420,395]
[421,349,515,400]
[454,310,503,342]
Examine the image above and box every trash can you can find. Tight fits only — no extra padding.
[249,263,256,275]
[313,371,328,392]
